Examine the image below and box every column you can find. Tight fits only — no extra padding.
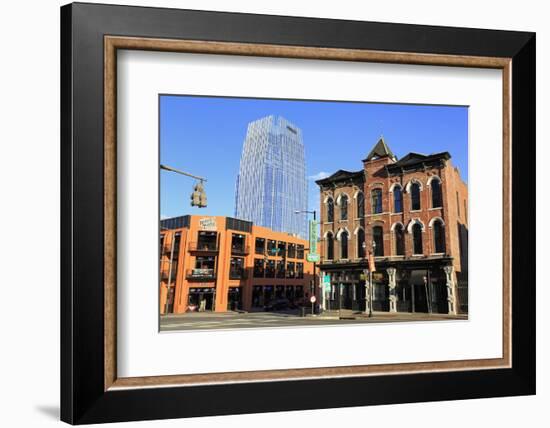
[387,267,397,313]
[443,265,457,315]
[363,269,370,314]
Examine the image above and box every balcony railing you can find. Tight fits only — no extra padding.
[188,242,218,252]
[231,245,250,255]
[186,268,216,281]
[160,270,173,280]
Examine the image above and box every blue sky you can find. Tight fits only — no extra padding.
[160,95,468,219]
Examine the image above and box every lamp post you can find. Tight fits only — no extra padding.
[362,241,370,317]
[294,209,318,313]
[369,240,377,317]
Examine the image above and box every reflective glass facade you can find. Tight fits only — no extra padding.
[235,116,307,239]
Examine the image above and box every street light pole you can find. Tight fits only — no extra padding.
[294,209,318,314]
[369,240,376,318]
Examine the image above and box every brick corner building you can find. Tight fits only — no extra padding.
[159,215,314,314]
[316,137,468,315]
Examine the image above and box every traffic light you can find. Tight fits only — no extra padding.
[190,181,207,208]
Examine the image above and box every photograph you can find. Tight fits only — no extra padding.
[158,95,469,331]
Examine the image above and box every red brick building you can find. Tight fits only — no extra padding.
[316,137,468,315]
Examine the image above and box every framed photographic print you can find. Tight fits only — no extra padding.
[60,2,535,424]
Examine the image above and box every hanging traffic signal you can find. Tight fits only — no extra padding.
[190,181,207,208]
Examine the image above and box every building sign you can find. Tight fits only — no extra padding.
[308,219,319,258]
[192,268,214,278]
[198,217,217,231]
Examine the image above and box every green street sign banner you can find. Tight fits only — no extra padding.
[306,253,320,263]
[309,220,318,255]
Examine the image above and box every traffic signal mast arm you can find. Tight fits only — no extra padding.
[160,164,207,182]
[160,164,208,208]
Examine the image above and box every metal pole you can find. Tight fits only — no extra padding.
[427,269,433,314]
[160,164,207,182]
[364,268,369,315]
[164,235,175,314]
[339,282,342,319]
[369,270,374,317]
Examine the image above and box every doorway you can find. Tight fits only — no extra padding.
[187,288,215,312]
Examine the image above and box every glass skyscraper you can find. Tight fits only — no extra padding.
[234,115,307,239]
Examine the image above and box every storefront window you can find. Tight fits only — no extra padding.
[286,261,295,278]
[197,231,217,251]
[253,258,265,277]
[297,262,304,279]
[267,239,277,256]
[229,257,245,279]
[231,234,246,254]
[265,259,275,278]
[277,241,286,257]
[276,260,285,278]
[195,256,215,270]
[252,286,263,307]
[287,243,296,258]
[255,237,265,255]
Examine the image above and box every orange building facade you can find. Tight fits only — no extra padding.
[160,215,315,314]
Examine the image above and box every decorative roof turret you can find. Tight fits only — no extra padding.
[363,136,396,162]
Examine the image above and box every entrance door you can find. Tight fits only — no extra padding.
[408,270,429,313]
[227,287,242,311]
[341,283,354,309]
[188,288,215,312]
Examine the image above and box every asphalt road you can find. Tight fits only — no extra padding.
[160,311,466,331]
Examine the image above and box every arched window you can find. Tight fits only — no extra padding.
[326,197,334,222]
[340,230,349,259]
[357,228,366,258]
[433,220,446,253]
[373,226,384,257]
[431,178,443,208]
[339,195,348,221]
[394,224,405,256]
[371,189,383,214]
[411,182,421,211]
[356,192,365,218]
[326,232,334,260]
[412,223,423,254]
[393,186,403,213]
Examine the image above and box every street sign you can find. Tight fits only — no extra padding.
[322,273,331,291]
[310,295,316,303]
[306,253,320,262]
